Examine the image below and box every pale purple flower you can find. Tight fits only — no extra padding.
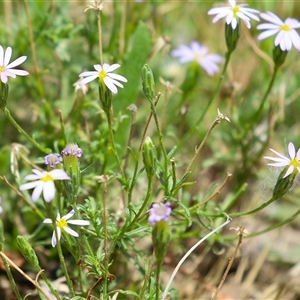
[79,63,127,94]
[171,41,223,76]
[43,210,90,247]
[44,153,63,168]
[148,202,172,225]
[19,169,70,202]
[0,45,29,83]
[257,12,300,51]
[61,143,83,158]
[208,0,259,29]
[264,142,300,178]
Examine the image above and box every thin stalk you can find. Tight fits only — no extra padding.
[211,227,245,300]
[149,94,169,195]
[101,182,109,299]
[97,10,103,65]
[22,0,45,97]
[162,216,231,300]
[4,107,51,154]
[155,261,162,300]
[180,50,232,145]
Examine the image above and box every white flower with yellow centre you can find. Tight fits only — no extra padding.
[79,63,127,94]
[264,142,300,178]
[43,210,90,247]
[19,169,70,202]
[208,0,259,29]
[257,12,300,51]
[171,41,223,76]
[0,45,29,83]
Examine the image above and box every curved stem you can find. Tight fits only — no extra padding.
[4,107,51,154]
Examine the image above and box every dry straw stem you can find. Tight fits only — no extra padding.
[211,226,247,300]
[162,215,232,300]
[0,251,53,300]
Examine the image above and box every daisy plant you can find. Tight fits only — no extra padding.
[43,210,90,247]
[264,142,300,178]
[79,63,127,94]
[171,41,223,76]
[257,12,300,52]
[208,0,259,30]
[0,45,29,84]
[19,169,70,202]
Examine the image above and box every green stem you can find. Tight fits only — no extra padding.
[149,95,169,195]
[4,107,51,154]
[101,184,108,299]
[180,50,232,144]
[155,261,162,300]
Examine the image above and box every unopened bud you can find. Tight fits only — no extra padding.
[16,236,40,268]
[272,166,296,200]
[273,46,288,69]
[142,137,157,179]
[225,22,240,53]
[141,64,156,101]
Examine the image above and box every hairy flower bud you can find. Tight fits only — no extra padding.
[141,64,156,102]
[17,236,40,268]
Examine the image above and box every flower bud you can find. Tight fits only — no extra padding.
[273,46,288,69]
[272,166,297,201]
[98,82,112,114]
[152,220,170,265]
[44,153,63,170]
[141,64,156,102]
[142,137,157,179]
[16,236,40,268]
[61,143,82,201]
[225,22,240,53]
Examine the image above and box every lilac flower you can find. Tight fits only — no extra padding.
[0,45,29,83]
[208,0,259,29]
[61,143,83,158]
[264,142,300,178]
[257,12,300,51]
[79,63,127,94]
[171,41,223,76]
[44,153,63,169]
[19,169,70,202]
[148,202,172,225]
[43,210,90,247]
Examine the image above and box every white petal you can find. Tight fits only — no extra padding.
[105,63,121,73]
[43,218,53,224]
[107,73,128,82]
[6,56,27,69]
[4,47,12,67]
[103,78,118,94]
[288,142,296,158]
[49,169,70,180]
[79,70,98,77]
[257,29,279,41]
[43,181,55,202]
[283,165,294,178]
[64,210,75,221]
[260,12,283,25]
[63,226,79,237]
[79,75,98,86]
[19,181,40,191]
[68,220,90,226]
[31,183,44,202]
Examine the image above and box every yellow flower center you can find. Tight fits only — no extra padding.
[56,218,67,228]
[99,70,107,81]
[41,174,55,182]
[290,158,300,167]
[0,66,5,72]
[232,6,240,16]
[280,24,291,31]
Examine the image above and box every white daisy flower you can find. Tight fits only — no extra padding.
[171,41,223,76]
[43,210,90,247]
[19,169,70,202]
[264,142,300,178]
[79,63,127,94]
[0,45,29,83]
[208,0,260,29]
[257,12,300,51]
